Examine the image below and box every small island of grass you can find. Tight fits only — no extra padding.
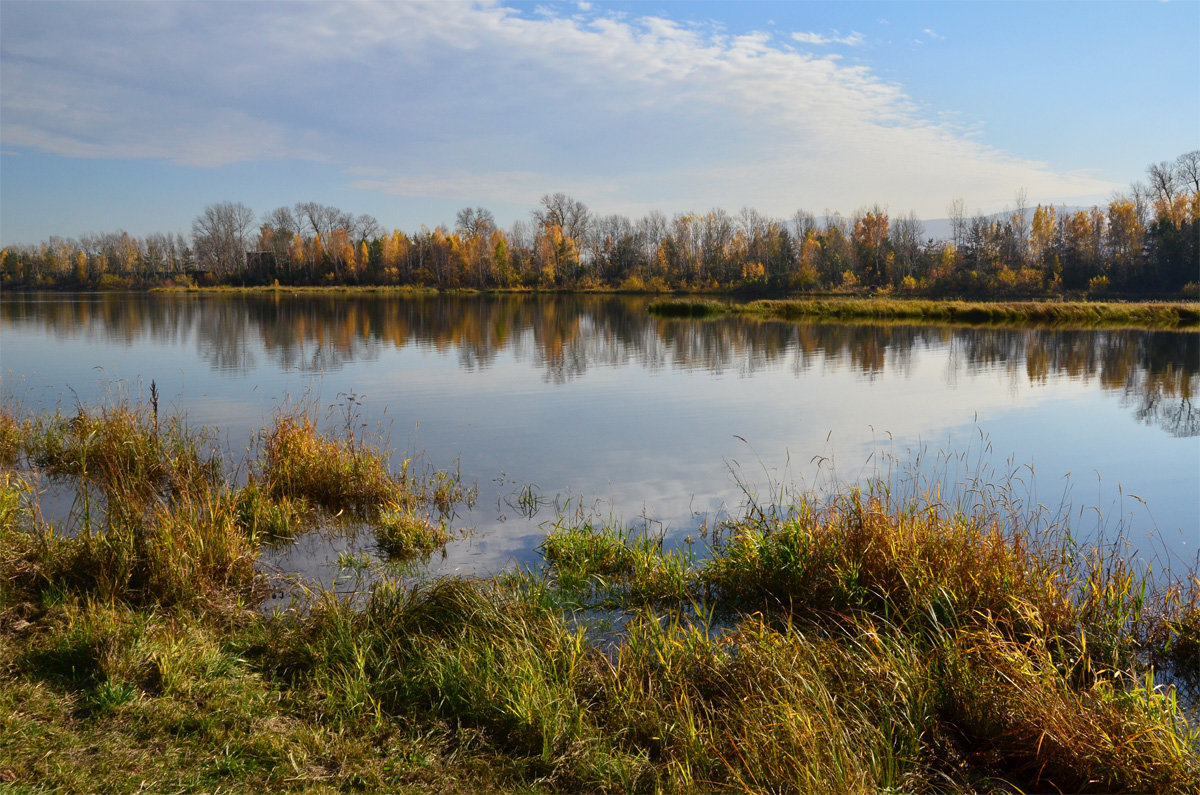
[649,296,1200,330]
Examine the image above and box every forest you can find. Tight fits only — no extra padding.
[2,152,1196,297]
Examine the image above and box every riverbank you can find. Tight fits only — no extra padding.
[1,399,1196,792]
[649,297,1200,330]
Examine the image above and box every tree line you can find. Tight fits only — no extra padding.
[2,152,1196,297]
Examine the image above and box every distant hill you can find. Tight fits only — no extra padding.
[803,207,1089,242]
[917,206,1090,242]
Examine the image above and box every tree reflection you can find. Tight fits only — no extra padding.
[3,292,1196,435]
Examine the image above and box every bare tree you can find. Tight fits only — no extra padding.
[792,209,817,241]
[636,210,668,277]
[1010,189,1030,267]
[534,193,590,241]
[1146,161,1179,206]
[455,207,496,239]
[263,206,302,237]
[948,197,967,251]
[295,202,352,241]
[889,211,924,280]
[192,201,255,273]
[352,213,383,242]
[1175,150,1200,193]
[1129,181,1152,227]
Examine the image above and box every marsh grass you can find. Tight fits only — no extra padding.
[1,398,1197,792]
[528,484,1199,792]
[646,297,729,318]
[258,409,403,516]
[649,296,1200,329]
[0,409,24,466]
[0,398,461,611]
[539,519,694,607]
[254,405,473,559]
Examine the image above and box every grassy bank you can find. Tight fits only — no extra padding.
[1,400,1197,792]
[649,296,1200,330]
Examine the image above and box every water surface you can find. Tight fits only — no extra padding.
[3,292,1196,581]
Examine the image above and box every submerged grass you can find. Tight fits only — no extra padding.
[1,398,1197,792]
[649,296,1200,329]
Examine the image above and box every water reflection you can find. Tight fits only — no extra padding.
[3,292,1196,436]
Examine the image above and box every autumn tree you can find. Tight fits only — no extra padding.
[853,207,890,285]
[1106,198,1144,284]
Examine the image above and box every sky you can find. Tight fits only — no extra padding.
[1,0,1197,245]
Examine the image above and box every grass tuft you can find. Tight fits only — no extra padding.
[375,504,451,560]
[258,410,403,516]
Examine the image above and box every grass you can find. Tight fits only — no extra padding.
[258,408,405,516]
[375,504,452,559]
[1,397,1197,792]
[649,296,1200,329]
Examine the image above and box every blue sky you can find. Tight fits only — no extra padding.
[1,0,1196,245]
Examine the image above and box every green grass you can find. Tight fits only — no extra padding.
[1,398,1197,792]
[375,505,452,560]
[649,296,1200,329]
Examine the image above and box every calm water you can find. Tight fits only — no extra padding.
[2,292,1197,581]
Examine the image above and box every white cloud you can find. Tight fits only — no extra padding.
[923,28,944,40]
[792,30,865,46]
[0,1,1117,218]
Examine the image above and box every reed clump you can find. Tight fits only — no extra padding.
[375,504,451,559]
[0,409,24,466]
[539,519,693,606]
[527,490,1198,792]
[0,399,459,611]
[702,490,1070,639]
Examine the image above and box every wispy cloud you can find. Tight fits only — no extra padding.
[0,1,1116,217]
[923,28,944,40]
[791,30,865,46]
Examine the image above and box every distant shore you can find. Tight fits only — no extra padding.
[6,285,1198,329]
